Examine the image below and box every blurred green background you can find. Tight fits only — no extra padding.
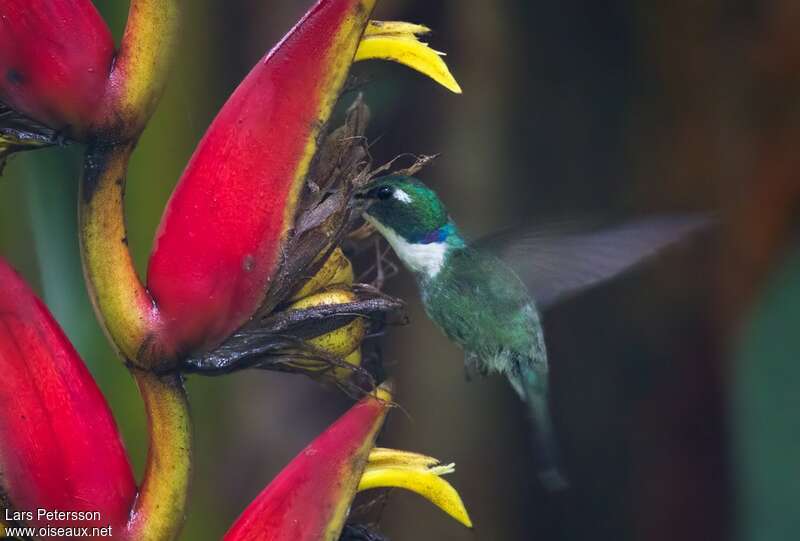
[1,1,799,540]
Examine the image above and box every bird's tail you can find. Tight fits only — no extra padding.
[523,374,569,491]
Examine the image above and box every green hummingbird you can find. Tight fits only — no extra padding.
[356,175,705,490]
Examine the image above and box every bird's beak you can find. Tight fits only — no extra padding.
[353,185,378,210]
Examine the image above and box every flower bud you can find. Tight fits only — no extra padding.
[289,287,366,358]
[224,385,392,541]
[0,259,136,536]
[223,385,473,540]
[0,1,114,137]
[147,0,377,357]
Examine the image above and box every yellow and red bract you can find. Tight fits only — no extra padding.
[0,0,114,136]
[0,258,136,538]
[147,0,376,357]
[224,389,391,541]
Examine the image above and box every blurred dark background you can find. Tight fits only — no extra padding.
[2,1,799,540]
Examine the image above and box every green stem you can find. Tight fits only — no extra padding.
[80,0,184,363]
[77,3,191,540]
[79,142,161,364]
[124,371,192,541]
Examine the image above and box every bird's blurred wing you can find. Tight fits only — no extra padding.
[475,215,710,310]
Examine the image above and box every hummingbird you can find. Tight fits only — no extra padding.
[356,175,706,490]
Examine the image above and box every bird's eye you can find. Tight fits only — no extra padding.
[375,185,394,200]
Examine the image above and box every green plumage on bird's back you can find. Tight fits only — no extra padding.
[421,244,566,489]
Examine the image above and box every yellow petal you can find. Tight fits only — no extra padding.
[364,20,431,37]
[310,317,365,357]
[356,20,462,94]
[0,520,6,537]
[289,285,356,310]
[289,248,354,301]
[289,287,366,358]
[368,447,442,469]
[374,381,393,402]
[331,347,361,379]
[359,449,472,528]
[329,257,355,288]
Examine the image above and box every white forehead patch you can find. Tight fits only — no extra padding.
[393,189,412,203]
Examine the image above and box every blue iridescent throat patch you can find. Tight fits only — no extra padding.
[415,222,456,244]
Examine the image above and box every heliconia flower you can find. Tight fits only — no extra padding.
[0,258,192,541]
[146,0,461,360]
[224,385,471,541]
[0,0,114,138]
[0,258,136,537]
[146,0,375,356]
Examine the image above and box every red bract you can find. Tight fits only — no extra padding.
[147,0,375,356]
[224,389,391,541]
[0,0,114,136]
[0,259,136,537]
